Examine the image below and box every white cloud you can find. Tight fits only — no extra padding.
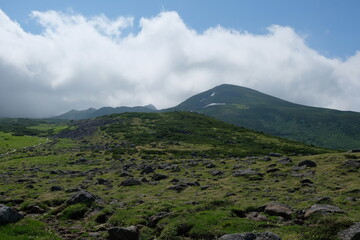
[0,9,359,117]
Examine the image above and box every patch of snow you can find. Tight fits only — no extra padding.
[200,98,206,102]
[211,92,215,97]
[202,103,226,108]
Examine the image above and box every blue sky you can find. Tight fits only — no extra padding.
[1,0,359,58]
[1,0,360,117]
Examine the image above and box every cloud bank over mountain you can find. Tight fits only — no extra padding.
[0,9,359,117]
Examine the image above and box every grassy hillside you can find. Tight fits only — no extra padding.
[0,112,359,240]
[170,84,360,150]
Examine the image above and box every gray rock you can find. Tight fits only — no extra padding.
[304,204,345,218]
[219,231,281,240]
[264,202,292,219]
[141,166,154,174]
[298,160,317,168]
[120,178,142,186]
[338,222,360,240]
[108,226,139,240]
[167,184,187,192]
[148,212,170,227]
[0,204,23,225]
[278,157,292,165]
[210,169,224,176]
[67,190,102,205]
[262,156,272,161]
[50,185,63,191]
[246,211,269,222]
[342,160,360,169]
[151,173,168,181]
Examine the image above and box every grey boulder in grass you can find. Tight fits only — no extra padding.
[107,226,139,240]
[0,204,24,225]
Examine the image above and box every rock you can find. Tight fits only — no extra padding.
[219,231,281,240]
[148,212,170,227]
[269,153,282,157]
[0,204,24,225]
[186,181,200,186]
[210,169,224,176]
[140,177,149,183]
[225,192,236,197]
[338,222,360,240]
[233,169,263,177]
[300,179,313,184]
[349,149,360,153]
[141,166,154,174]
[345,197,357,202]
[120,178,142,186]
[119,171,133,177]
[205,163,216,168]
[266,168,280,173]
[107,226,139,240]
[231,209,246,218]
[264,202,293,219]
[97,178,112,186]
[304,204,345,218]
[23,205,45,214]
[167,184,187,192]
[315,197,332,204]
[298,160,317,168]
[151,173,168,181]
[278,157,292,165]
[95,212,111,224]
[342,160,360,169]
[262,156,272,161]
[292,165,307,171]
[67,190,102,205]
[246,212,269,222]
[50,185,63,191]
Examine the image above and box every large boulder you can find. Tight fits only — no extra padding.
[298,160,317,168]
[67,190,102,205]
[264,202,293,219]
[0,204,24,225]
[120,178,142,186]
[219,231,281,240]
[338,222,360,240]
[108,226,139,240]
[304,204,344,218]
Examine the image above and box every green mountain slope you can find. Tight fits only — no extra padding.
[90,112,331,157]
[169,84,360,150]
[1,112,359,240]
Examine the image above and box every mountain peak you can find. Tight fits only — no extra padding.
[144,104,157,110]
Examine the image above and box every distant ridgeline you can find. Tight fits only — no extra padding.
[54,84,360,150]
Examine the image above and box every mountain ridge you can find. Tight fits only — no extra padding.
[53,84,360,149]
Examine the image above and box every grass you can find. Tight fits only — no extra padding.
[0,131,46,154]
[0,219,61,240]
[0,112,358,240]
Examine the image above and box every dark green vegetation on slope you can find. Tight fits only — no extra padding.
[170,84,360,150]
[0,112,359,240]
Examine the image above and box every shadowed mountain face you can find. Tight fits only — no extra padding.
[55,104,157,120]
[168,84,360,150]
